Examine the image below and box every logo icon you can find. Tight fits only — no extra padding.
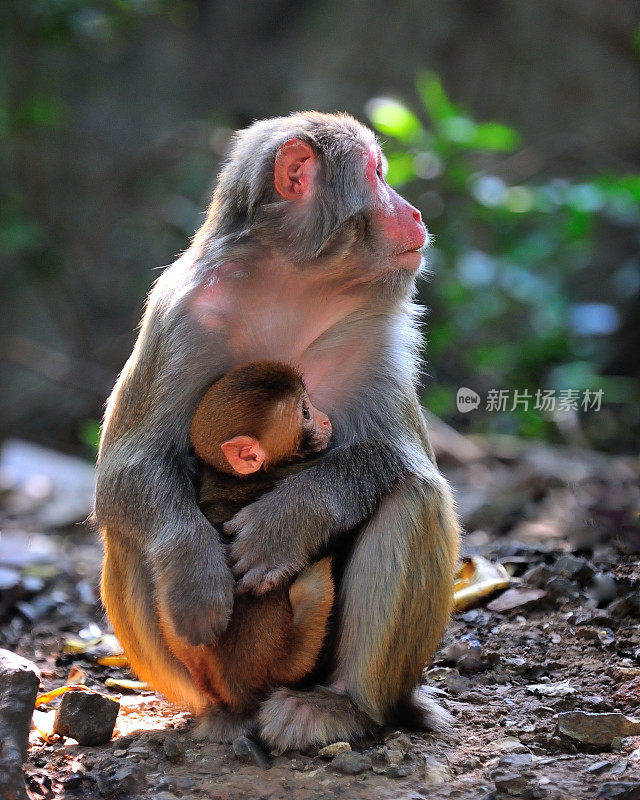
[457,387,480,413]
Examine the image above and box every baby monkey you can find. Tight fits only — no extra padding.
[160,361,334,720]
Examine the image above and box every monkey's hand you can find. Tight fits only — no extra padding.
[225,438,411,595]
[225,490,313,595]
[154,521,235,646]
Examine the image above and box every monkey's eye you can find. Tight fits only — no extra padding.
[302,401,311,421]
[376,164,382,179]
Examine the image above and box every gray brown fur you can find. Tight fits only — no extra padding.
[96,111,459,749]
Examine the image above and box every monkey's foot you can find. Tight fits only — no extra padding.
[192,706,258,743]
[395,687,454,734]
[258,686,375,753]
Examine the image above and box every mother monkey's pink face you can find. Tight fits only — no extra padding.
[272,133,427,274]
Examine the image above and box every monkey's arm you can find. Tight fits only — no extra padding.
[95,270,236,647]
[226,418,431,595]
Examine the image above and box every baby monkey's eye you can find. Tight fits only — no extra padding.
[302,400,311,421]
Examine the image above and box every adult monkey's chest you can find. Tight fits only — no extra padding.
[192,262,380,414]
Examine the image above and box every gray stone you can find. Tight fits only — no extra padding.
[111,765,145,794]
[557,712,640,746]
[597,783,640,800]
[232,735,271,769]
[422,754,451,785]
[386,763,412,778]
[0,649,41,800]
[553,554,594,583]
[162,735,182,763]
[328,751,372,775]
[53,689,120,746]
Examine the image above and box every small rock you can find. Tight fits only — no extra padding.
[162,736,182,763]
[608,596,634,618]
[155,793,179,800]
[487,588,546,613]
[491,752,534,797]
[328,751,372,775]
[442,634,484,673]
[522,564,551,588]
[553,554,594,584]
[386,763,412,778]
[597,782,640,800]
[97,765,145,795]
[576,627,599,641]
[422,754,451,785]
[590,573,619,604]
[527,681,575,698]
[232,736,271,769]
[385,748,403,765]
[53,690,119,746]
[589,761,613,773]
[493,772,528,796]
[557,712,640,746]
[385,732,412,751]
[318,741,351,759]
[445,674,471,696]
[545,575,579,600]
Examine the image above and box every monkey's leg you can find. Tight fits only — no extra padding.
[101,535,207,712]
[258,472,458,751]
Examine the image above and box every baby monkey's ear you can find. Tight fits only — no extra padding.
[220,435,266,475]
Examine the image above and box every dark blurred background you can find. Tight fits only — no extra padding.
[2,0,639,459]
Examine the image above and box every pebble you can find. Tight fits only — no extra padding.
[386,763,412,778]
[328,751,372,775]
[53,690,119,746]
[232,736,271,769]
[488,587,546,613]
[318,741,351,759]
[445,673,472,696]
[385,748,404,765]
[442,634,484,673]
[596,782,640,800]
[553,554,594,584]
[522,564,552,588]
[491,752,534,797]
[557,712,640,746]
[422,754,451,785]
[162,736,182,763]
[96,765,145,795]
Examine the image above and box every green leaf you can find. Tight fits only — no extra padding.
[416,72,458,121]
[366,98,422,142]
[472,122,520,152]
[78,420,101,454]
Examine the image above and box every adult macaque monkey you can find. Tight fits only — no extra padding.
[97,112,459,750]
[161,361,333,722]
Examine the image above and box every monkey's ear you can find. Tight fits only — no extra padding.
[220,435,266,475]
[274,139,316,200]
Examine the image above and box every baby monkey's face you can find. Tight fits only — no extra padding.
[260,387,332,469]
[298,391,332,457]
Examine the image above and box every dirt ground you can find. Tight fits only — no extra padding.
[1,433,639,799]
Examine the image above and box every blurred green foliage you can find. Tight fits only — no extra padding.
[2,2,638,455]
[366,75,640,451]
